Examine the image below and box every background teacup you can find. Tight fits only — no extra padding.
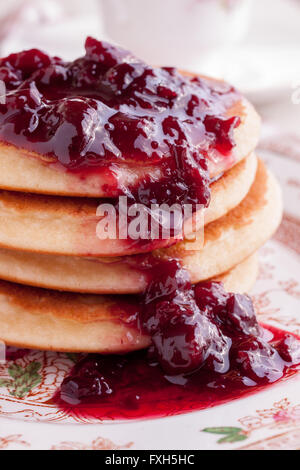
[98,0,252,70]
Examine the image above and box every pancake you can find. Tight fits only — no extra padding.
[0,158,280,294]
[0,152,257,257]
[160,158,282,285]
[0,94,260,198]
[0,254,258,353]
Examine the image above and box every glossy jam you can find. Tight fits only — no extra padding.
[56,261,300,421]
[0,38,240,208]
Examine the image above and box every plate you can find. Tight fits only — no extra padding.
[0,148,300,450]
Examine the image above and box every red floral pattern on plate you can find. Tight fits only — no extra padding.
[0,434,30,449]
[51,437,133,451]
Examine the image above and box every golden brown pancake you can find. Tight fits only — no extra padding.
[0,158,280,294]
[0,153,257,257]
[160,158,282,286]
[0,94,260,197]
[0,254,258,353]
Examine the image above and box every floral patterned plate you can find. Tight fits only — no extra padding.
[0,146,300,450]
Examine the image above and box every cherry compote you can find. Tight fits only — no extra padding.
[56,260,300,421]
[0,38,240,210]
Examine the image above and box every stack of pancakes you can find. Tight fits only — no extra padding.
[0,80,282,355]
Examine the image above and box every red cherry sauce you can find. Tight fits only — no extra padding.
[56,260,300,421]
[0,38,240,210]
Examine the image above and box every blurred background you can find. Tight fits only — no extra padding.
[1,0,300,104]
[0,0,300,153]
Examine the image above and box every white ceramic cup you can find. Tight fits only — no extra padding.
[0,0,29,42]
[99,0,252,70]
